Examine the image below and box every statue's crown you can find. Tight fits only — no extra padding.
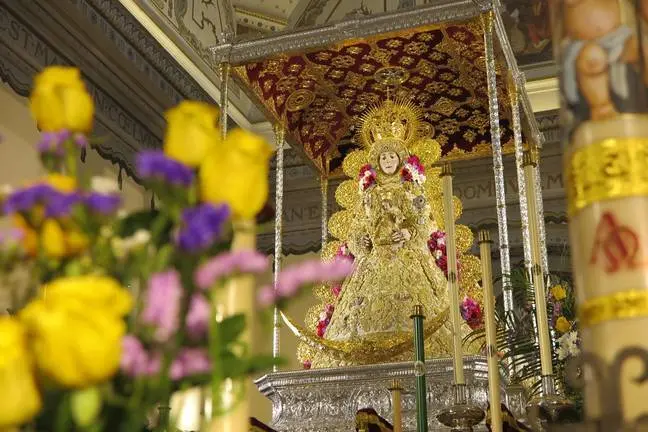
[356,97,425,148]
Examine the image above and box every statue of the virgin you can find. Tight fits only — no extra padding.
[283,98,483,369]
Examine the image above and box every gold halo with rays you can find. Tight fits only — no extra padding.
[355,97,426,149]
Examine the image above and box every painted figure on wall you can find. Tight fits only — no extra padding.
[552,0,648,136]
[503,0,554,64]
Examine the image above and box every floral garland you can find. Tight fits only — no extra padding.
[400,155,426,186]
[358,164,377,192]
[316,304,335,337]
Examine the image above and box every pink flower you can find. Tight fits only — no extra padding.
[120,335,161,377]
[141,270,183,342]
[460,296,483,330]
[302,360,312,369]
[331,283,342,297]
[257,258,354,306]
[170,348,211,380]
[194,250,269,289]
[186,295,210,340]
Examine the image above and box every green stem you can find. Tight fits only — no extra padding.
[55,394,71,432]
[208,289,223,417]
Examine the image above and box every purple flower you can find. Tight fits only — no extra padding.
[44,190,82,218]
[170,348,211,380]
[141,270,183,342]
[136,151,194,187]
[121,335,161,377]
[3,184,53,214]
[85,192,121,215]
[36,130,73,155]
[186,295,210,340]
[257,258,355,306]
[175,204,230,252]
[194,250,269,289]
[74,133,88,148]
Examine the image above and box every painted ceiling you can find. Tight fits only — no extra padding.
[234,16,517,175]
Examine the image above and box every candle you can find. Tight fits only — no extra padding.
[441,163,465,385]
[478,230,502,432]
[522,152,553,378]
[411,305,428,432]
[389,379,403,432]
[209,219,256,432]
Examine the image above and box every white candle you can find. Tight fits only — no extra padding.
[479,230,502,432]
[441,163,465,385]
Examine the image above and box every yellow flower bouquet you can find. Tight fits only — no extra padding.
[0,66,355,432]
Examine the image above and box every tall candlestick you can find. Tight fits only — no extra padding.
[441,163,465,385]
[478,230,502,432]
[389,379,403,432]
[410,305,428,432]
[523,151,553,378]
[209,219,256,432]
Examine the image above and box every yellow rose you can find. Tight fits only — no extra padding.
[41,219,67,258]
[41,219,89,258]
[164,101,220,167]
[29,66,94,134]
[43,173,77,193]
[20,276,132,388]
[0,317,42,428]
[200,128,274,220]
[555,316,571,334]
[551,284,567,301]
[13,215,38,257]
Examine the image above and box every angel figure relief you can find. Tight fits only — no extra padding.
[282,98,484,369]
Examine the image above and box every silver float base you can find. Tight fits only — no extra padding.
[255,356,527,431]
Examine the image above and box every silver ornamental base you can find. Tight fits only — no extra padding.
[255,356,528,432]
[436,384,486,431]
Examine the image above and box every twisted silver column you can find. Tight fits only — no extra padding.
[272,125,285,371]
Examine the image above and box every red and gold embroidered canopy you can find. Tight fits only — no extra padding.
[235,17,515,175]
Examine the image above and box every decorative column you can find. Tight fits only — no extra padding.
[410,305,428,432]
[219,62,231,141]
[481,11,513,315]
[552,0,648,426]
[389,380,403,432]
[272,124,285,371]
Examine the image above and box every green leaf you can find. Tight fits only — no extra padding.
[221,350,247,379]
[219,314,246,346]
[246,355,285,374]
[153,244,174,273]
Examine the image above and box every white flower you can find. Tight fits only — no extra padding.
[557,330,580,361]
[91,176,119,195]
[319,312,328,321]
[438,237,446,246]
[117,209,129,219]
[0,184,14,197]
[111,229,151,258]
[434,250,443,259]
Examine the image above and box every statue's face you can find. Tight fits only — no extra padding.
[378,151,400,175]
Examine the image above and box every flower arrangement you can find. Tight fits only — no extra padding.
[0,66,354,431]
[460,296,484,330]
[358,164,377,192]
[400,155,426,186]
[548,283,581,362]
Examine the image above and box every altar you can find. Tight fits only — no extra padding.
[255,357,527,431]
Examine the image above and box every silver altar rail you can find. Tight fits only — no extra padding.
[255,357,527,432]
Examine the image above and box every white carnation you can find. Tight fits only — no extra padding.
[91,176,119,195]
[557,330,580,361]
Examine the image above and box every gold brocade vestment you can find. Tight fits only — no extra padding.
[314,175,453,367]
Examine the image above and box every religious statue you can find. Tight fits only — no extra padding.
[283,98,483,369]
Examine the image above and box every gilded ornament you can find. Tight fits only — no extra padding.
[321,240,343,261]
[328,210,354,240]
[286,89,316,112]
[335,180,360,209]
[456,225,474,252]
[579,290,648,328]
[373,66,410,88]
[342,150,369,178]
[566,137,648,216]
[410,138,442,167]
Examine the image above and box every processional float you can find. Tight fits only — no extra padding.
[203,0,594,430]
